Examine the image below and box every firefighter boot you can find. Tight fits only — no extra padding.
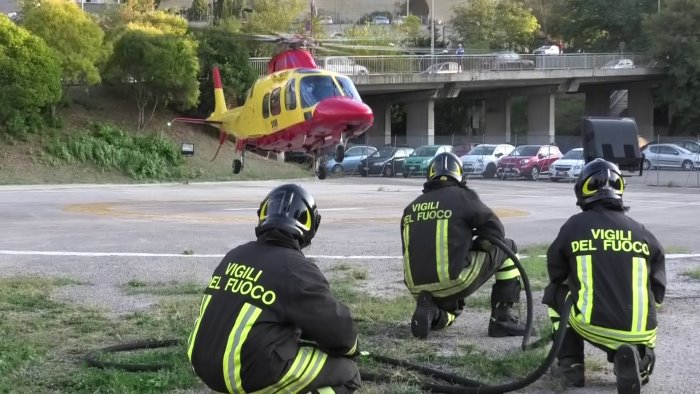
[488,302,527,337]
[614,344,642,394]
[551,358,585,387]
[411,291,438,339]
[640,347,655,385]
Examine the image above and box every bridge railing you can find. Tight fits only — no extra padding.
[249,53,655,77]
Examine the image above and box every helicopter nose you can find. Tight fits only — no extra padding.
[313,97,374,128]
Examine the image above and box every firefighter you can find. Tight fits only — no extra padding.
[401,152,527,339]
[187,184,361,394]
[544,158,666,393]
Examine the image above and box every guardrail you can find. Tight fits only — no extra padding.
[249,53,656,77]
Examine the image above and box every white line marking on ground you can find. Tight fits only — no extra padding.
[0,250,401,259]
[223,207,363,212]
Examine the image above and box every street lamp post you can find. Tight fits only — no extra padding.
[430,0,434,55]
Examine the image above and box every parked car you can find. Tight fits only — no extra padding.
[372,16,390,25]
[393,16,407,25]
[549,147,585,182]
[642,143,700,171]
[403,144,453,177]
[452,142,481,157]
[319,56,369,75]
[460,143,515,179]
[325,145,377,175]
[671,140,700,154]
[496,144,562,180]
[533,45,561,55]
[359,145,414,177]
[423,62,459,74]
[484,51,535,70]
[318,16,333,24]
[602,59,635,69]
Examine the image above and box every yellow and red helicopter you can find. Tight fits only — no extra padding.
[169,34,374,179]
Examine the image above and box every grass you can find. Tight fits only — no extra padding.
[123,280,204,296]
[329,272,553,392]
[665,245,691,254]
[0,276,205,393]
[1,268,554,393]
[681,268,700,280]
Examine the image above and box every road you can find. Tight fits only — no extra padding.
[0,175,698,393]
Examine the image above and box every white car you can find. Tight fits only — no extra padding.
[372,16,390,25]
[460,143,515,179]
[549,148,585,182]
[320,56,369,76]
[603,59,635,69]
[533,45,560,55]
[318,16,333,24]
[423,62,459,74]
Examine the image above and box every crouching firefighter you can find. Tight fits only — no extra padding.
[187,184,361,393]
[401,152,527,339]
[544,159,666,394]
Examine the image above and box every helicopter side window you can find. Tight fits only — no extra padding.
[262,93,270,118]
[270,87,281,116]
[300,75,341,108]
[285,79,297,110]
[336,76,362,102]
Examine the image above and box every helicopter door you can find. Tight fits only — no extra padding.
[269,87,282,130]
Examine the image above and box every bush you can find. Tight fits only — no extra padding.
[44,123,186,180]
[0,15,62,136]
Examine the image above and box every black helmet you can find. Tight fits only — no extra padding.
[255,184,321,248]
[574,158,625,210]
[427,152,463,183]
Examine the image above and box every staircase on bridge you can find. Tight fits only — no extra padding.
[610,89,629,117]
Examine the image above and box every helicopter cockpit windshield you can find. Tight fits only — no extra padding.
[300,75,343,108]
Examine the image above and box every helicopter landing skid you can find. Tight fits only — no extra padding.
[314,152,327,180]
[232,140,246,174]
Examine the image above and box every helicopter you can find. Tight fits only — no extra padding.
[169,34,374,180]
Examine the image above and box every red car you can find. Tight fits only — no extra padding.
[496,144,563,180]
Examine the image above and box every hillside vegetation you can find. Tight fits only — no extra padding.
[0,88,312,185]
[0,1,314,185]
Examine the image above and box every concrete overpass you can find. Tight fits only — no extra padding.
[249,53,666,148]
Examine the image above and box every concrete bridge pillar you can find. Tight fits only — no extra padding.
[584,88,611,116]
[406,99,435,147]
[627,85,655,141]
[527,93,555,144]
[363,99,392,146]
[483,96,511,144]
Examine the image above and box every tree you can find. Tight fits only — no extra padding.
[193,27,258,116]
[21,0,107,87]
[397,15,424,47]
[643,0,700,132]
[188,0,209,21]
[104,30,200,130]
[452,0,539,51]
[0,15,62,135]
[549,0,657,52]
[242,0,306,34]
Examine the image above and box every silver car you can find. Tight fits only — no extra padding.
[642,143,700,171]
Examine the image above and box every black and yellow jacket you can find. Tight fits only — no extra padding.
[544,203,666,350]
[188,230,358,393]
[400,181,505,298]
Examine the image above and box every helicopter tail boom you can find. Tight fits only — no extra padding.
[212,67,227,115]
